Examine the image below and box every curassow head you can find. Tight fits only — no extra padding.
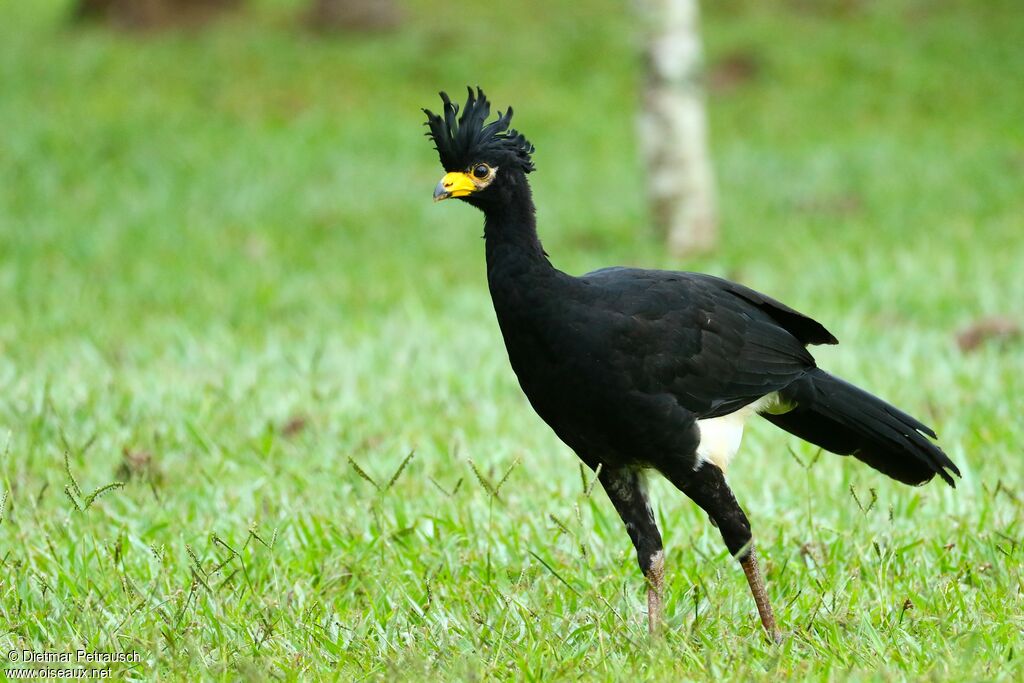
[424,87,535,210]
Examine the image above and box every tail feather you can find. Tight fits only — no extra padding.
[764,369,961,487]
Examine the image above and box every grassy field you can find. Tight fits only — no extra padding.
[1,0,1022,679]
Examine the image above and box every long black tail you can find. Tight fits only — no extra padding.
[764,368,961,487]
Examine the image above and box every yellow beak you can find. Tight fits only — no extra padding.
[433,172,476,202]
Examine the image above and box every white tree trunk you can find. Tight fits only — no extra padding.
[638,0,718,255]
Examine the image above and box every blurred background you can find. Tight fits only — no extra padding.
[3,0,1021,349]
[1,0,1022,677]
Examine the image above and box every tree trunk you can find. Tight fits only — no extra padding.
[638,0,718,256]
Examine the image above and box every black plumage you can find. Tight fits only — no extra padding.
[424,88,960,640]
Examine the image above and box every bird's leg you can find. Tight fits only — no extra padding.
[669,462,782,643]
[646,548,665,634]
[598,466,664,635]
[739,546,778,641]
[631,541,666,636]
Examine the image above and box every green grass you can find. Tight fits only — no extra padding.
[1,0,1022,679]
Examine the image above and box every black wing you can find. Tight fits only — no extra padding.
[579,268,838,419]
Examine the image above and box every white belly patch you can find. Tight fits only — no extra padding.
[695,393,786,472]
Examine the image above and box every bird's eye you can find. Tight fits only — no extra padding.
[472,164,490,179]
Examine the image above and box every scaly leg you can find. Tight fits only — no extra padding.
[646,548,665,634]
[740,547,780,641]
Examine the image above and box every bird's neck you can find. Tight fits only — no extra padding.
[482,182,561,335]
[483,182,551,274]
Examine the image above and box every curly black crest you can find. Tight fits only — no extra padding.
[423,87,535,174]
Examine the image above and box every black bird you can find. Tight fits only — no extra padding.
[424,88,960,640]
